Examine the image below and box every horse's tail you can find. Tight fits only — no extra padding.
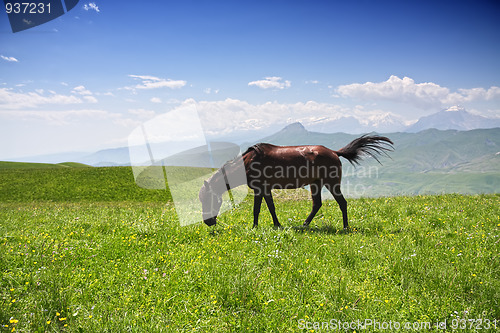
[335,135,394,166]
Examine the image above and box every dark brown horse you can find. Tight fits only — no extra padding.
[199,135,393,229]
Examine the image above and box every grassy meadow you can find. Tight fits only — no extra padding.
[0,163,499,332]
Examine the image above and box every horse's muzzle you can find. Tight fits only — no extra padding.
[203,217,216,226]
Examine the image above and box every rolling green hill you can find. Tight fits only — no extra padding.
[0,161,65,169]
[0,161,91,169]
[57,162,92,168]
[0,165,170,202]
[0,164,498,331]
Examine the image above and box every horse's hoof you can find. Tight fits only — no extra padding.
[292,225,308,231]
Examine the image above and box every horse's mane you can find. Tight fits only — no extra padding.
[242,143,275,156]
[206,149,246,185]
[206,143,276,185]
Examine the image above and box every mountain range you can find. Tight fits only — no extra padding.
[7,108,500,171]
[305,106,500,134]
[255,123,500,196]
[4,108,500,196]
[406,106,500,132]
[256,122,500,173]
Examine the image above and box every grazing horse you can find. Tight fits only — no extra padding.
[199,135,393,229]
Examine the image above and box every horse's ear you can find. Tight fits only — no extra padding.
[204,180,209,187]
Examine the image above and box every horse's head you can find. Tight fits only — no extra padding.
[199,180,222,226]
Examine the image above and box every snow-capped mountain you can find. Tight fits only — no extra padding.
[406,106,500,132]
[307,107,499,134]
[364,113,407,132]
[305,113,406,134]
[303,106,500,134]
[305,116,365,133]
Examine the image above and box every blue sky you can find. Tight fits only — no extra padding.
[1,0,500,158]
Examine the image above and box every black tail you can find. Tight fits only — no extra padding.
[335,135,394,166]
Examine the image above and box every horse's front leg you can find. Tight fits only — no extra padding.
[264,192,282,228]
[253,194,263,228]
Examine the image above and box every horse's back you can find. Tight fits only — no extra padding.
[246,143,338,163]
[244,143,342,190]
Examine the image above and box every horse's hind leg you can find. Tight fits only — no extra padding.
[303,181,322,227]
[253,193,263,228]
[264,192,281,228]
[326,183,348,229]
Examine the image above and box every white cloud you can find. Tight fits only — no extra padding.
[83,96,98,103]
[204,88,220,94]
[72,85,92,95]
[0,109,117,125]
[178,98,403,137]
[337,75,500,110]
[248,76,291,90]
[95,91,114,97]
[0,88,82,109]
[83,2,100,12]
[0,106,151,129]
[150,97,162,103]
[337,76,449,109]
[486,87,500,100]
[128,108,157,119]
[456,86,500,102]
[127,75,186,90]
[1,55,18,62]
[72,85,98,103]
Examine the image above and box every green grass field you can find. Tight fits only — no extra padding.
[0,163,499,332]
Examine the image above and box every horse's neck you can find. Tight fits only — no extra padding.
[210,158,246,195]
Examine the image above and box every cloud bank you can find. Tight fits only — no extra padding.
[178,98,406,138]
[127,75,187,90]
[248,76,291,90]
[1,55,19,62]
[337,75,500,110]
[0,88,82,109]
